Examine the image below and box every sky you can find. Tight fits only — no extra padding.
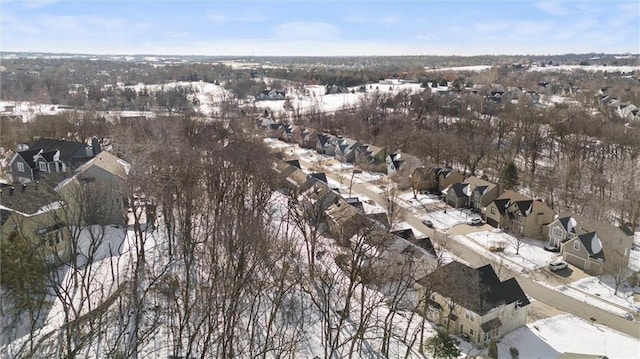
[1,0,639,56]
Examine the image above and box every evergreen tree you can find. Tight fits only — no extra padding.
[500,160,519,190]
[425,329,461,359]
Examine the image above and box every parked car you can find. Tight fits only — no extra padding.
[422,219,434,228]
[466,217,482,226]
[548,260,568,271]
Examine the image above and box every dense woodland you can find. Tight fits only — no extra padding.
[2,55,639,229]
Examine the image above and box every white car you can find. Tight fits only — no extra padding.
[548,260,568,271]
[466,217,482,225]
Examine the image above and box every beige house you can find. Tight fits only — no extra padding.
[547,213,633,274]
[416,261,529,346]
[1,179,71,261]
[55,151,130,226]
[436,168,464,193]
[442,176,500,210]
[485,190,554,239]
[466,177,501,212]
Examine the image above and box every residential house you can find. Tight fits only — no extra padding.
[256,89,286,101]
[442,183,471,208]
[386,152,405,175]
[325,199,370,242]
[356,144,386,167]
[546,213,633,274]
[417,261,530,346]
[335,138,362,164]
[55,151,130,226]
[435,168,464,193]
[409,166,463,194]
[466,177,501,212]
[0,178,70,260]
[442,176,499,209]
[316,133,338,156]
[9,138,96,183]
[485,190,554,239]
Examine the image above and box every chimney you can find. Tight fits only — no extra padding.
[92,137,101,157]
[21,183,27,193]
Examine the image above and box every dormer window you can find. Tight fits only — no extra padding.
[39,162,47,172]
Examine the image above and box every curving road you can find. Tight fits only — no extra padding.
[326,172,640,339]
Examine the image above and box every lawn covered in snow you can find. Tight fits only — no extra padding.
[499,314,640,359]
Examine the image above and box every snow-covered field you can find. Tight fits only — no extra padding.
[253,82,424,115]
[529,65,640,74]
[500,314,640,359]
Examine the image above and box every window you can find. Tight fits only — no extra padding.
[459,324,464,333]
[39,162,47,172]
[470,328,474,336]
[484,332,492,342]
[17,162,24,172]
[552,227,563,237]
[490,207,496,215]
[465,311,475,322]
[573,241,580,251]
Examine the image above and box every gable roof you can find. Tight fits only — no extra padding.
[491,198,511,214]
[309,172,328,184]
[463,176,497,191]
[74,151,130,180]
[38,150,59,162]
[421,261,529,315]
[448,183,470,198]
[497,190,530,202]
[16,148,41,169]
[510,200,534,217]
[391,228,415,241]
[557,212,633,243]
[30,138,88,162]
[285,159,301,169]
[577,232,605,261]
[0,176,65,224]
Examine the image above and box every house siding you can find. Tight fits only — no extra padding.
[422,291,527,345]
[10,154,34,183]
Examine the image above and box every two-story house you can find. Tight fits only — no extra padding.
[0,179,70,261]
[547,213,633,274]
[55,151,130,226]
[442,176,500,210]
[416,261,530,346]
[485,190,554,239]
[10,138,97,183]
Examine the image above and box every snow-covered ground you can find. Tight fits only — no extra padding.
[253,82,424,116]
[529,65,640,74]
[466,230,557,271]
[424,65,492,72]
[561,276,640,316]
[500,314,640,359]
[0,100,70,122]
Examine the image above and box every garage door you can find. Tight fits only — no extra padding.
[487,218,499,228]
[564,252,586,269]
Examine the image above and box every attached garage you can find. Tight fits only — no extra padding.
[563,252,586,269]
[486,217,499,228]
